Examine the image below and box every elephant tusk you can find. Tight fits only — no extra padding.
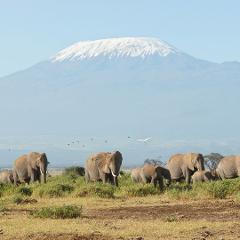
[111,170,117,177]
[40,169,44,175]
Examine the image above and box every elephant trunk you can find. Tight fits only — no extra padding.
[113,176,118,187]
[110,169,119,186]
[40,168,47,183]
[43,172,46,183]
[199,161,205,171]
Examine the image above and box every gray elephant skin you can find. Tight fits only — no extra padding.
[167,153,205,184]
[216,155,240,179]
[192,170,217,183]
[0,170,14,184]
[85,151,123,186]
[131,164,171,190]
[13,152,49,185]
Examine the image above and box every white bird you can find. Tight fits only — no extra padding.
[137,137,152,143]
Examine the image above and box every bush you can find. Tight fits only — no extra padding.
[32,205,82,219]
[12,194,24,204]
[17,186,32,196]
[205,180,237,199]
[37,183,74,198]
[118,184,159,197]
[75,183,115,198]
[64,166,85,177]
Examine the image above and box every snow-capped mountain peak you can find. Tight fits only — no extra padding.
[51,37,180,62]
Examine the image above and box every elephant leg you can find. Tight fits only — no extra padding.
[158,177,164,191]
[100,172,107,184]
[29,170,35,184]
[13,171,18,186]
[141,174,148,184]
[185,170,191,184]
[114,176,118,187]
[38,176,41,184]
[151,177,158,188]
[85,171,90,183]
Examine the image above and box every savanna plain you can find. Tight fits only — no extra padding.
[0,168,240,240]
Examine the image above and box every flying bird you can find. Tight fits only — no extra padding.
[137,137,152,143]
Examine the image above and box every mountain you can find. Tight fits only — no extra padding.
[0,37,240,166]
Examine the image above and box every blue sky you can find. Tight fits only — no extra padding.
[0,0,240,77]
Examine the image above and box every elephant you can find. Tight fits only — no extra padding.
[131,164,171,190]
[216,155,240,179]
[131,167,143,183]
[13,152,49,185]
[192,170,217,183]
[167,153,205,184]
[0,170,14,184]
[85,151,123,186]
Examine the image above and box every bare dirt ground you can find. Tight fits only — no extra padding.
[86,199,240,221]
[1,199,240,240]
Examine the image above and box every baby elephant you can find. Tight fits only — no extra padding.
[0,170,14,184]
[192,170,217,183]
[131,164,171,190]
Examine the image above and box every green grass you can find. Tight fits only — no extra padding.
[31,205,82,219]
[74,183,115,198]
[36,183,74,198]
[0,172,240,201]
[193,178,240,199]
[117,184,160,197]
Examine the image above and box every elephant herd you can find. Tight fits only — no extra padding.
[0,151,240,190]
[0,151,123,186]
[0,152,49,185]
[132,153,240,189]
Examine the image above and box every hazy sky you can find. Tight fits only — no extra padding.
[0,0,239,77]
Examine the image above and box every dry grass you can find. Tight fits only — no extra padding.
[1,174,240,239]
[1,197,240,240]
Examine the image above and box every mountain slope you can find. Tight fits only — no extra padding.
[0,37,240,165]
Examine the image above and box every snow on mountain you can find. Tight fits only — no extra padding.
[51,37,180,62]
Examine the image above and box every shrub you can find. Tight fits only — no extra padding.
[75,183,115,198]
[205,180,235,199]
[12,194,24,204]
[32,205,82,219]
[17,186,32,196]
[64,166,85,177]
[37,183,74,198]
[118,184,159,197]
[166,216,178,222]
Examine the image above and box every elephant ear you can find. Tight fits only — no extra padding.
[114,151,123,164]
[41,153,49,164]
[96,153,111,174]
[185,153,195,171]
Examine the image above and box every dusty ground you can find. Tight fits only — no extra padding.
[1,198,240,240]
[86,199,240,221]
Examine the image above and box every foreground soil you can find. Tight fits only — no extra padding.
[1,198,240,240]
